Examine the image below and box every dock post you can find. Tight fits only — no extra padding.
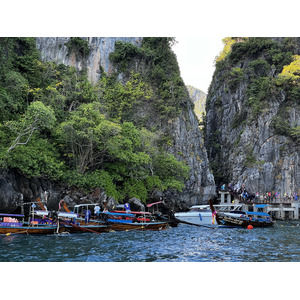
[227,192,232,204]
[279,204,284,220]
[292,202,299,219]
[221,192,225,204]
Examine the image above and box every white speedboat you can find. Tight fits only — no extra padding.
[174,204,243,227]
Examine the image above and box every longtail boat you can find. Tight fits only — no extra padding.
[110,221,169,231]
[209,199,274,228]
[68,203,169,231]
[99,211,169,231]
[34,210,111,234]
[0,213,63,235]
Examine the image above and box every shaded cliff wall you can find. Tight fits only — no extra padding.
[205,37,300,197]
[186,85,206,122]
[164,98,215,208]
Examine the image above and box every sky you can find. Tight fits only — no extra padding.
[172,37,224,93]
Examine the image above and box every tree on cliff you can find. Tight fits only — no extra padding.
[5,101,56,153]
[0,37,191,202]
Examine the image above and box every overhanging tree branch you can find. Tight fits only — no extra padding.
[6,116,39,153]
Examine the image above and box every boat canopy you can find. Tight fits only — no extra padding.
[34,210,78,218]
[73,204,98,208]
[58,212,78,218]
[147,201,163,207]
[0,213,25,218]
[254,204,269,208]
[190,205,210,209]
[246,211,270,217]
[100,211,135,217]
[112,210,151,215]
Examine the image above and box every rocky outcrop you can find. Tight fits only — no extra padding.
[0,168,61,212]
[0,176,23,212]
[186,85,206,122]
[205,38,300,197]
[0,169,122,213]
[163,99,215,209]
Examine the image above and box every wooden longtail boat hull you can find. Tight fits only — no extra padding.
[217,214,274,228]
[0,225,62,235]
[63,224,111,233]
[109,222,169,231]
[208,199,273,228]
[59,218,111,233]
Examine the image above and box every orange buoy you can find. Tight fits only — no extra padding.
[247,225,253,230]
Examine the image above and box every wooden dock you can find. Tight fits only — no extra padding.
[218,190,300,220]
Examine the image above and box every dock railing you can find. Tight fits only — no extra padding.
[240,197,297,205]
[217,187,300,205]
[219,187,298,205]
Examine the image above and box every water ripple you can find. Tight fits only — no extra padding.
[1,221,299,262]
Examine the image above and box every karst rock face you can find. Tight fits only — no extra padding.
[0,37,216,212]
[205,37,300,197]
[163,99,215,209]
[37,37,216,208]
[36,37,143,83]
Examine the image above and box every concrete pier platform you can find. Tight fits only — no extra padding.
[218,191,300,220]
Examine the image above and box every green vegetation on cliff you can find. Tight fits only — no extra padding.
[212,37,300,129]
[0,37,189,202]
[207,37,300,184]
[110,38,186,118]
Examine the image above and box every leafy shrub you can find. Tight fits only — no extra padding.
[109,38,186,118]
[227,67,244,91]
[109,41,145,72]
[231,110,247,129]
[246,77,280,117]
[278,55,300,85]
[248,59,271,77]
[65,37,90,57]
[271,115,291,136]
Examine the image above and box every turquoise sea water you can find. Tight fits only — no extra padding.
[1,220,299,262]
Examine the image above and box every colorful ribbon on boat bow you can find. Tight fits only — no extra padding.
[212,211,217,224]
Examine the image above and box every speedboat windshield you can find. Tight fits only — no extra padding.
[190,206,211,212]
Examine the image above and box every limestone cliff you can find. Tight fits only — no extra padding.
[33,37,215,210]
[186,85,206,123]
[36,37,143,83]
[205,37,300,197]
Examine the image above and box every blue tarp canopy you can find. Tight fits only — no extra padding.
[0,213,25,217]
[246,211,270,216]
[99,212,135,217]
[254,204,269,208]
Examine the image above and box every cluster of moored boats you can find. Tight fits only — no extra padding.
[0,201,170,236]
[174,199,274,228]
[0,199,274,236]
